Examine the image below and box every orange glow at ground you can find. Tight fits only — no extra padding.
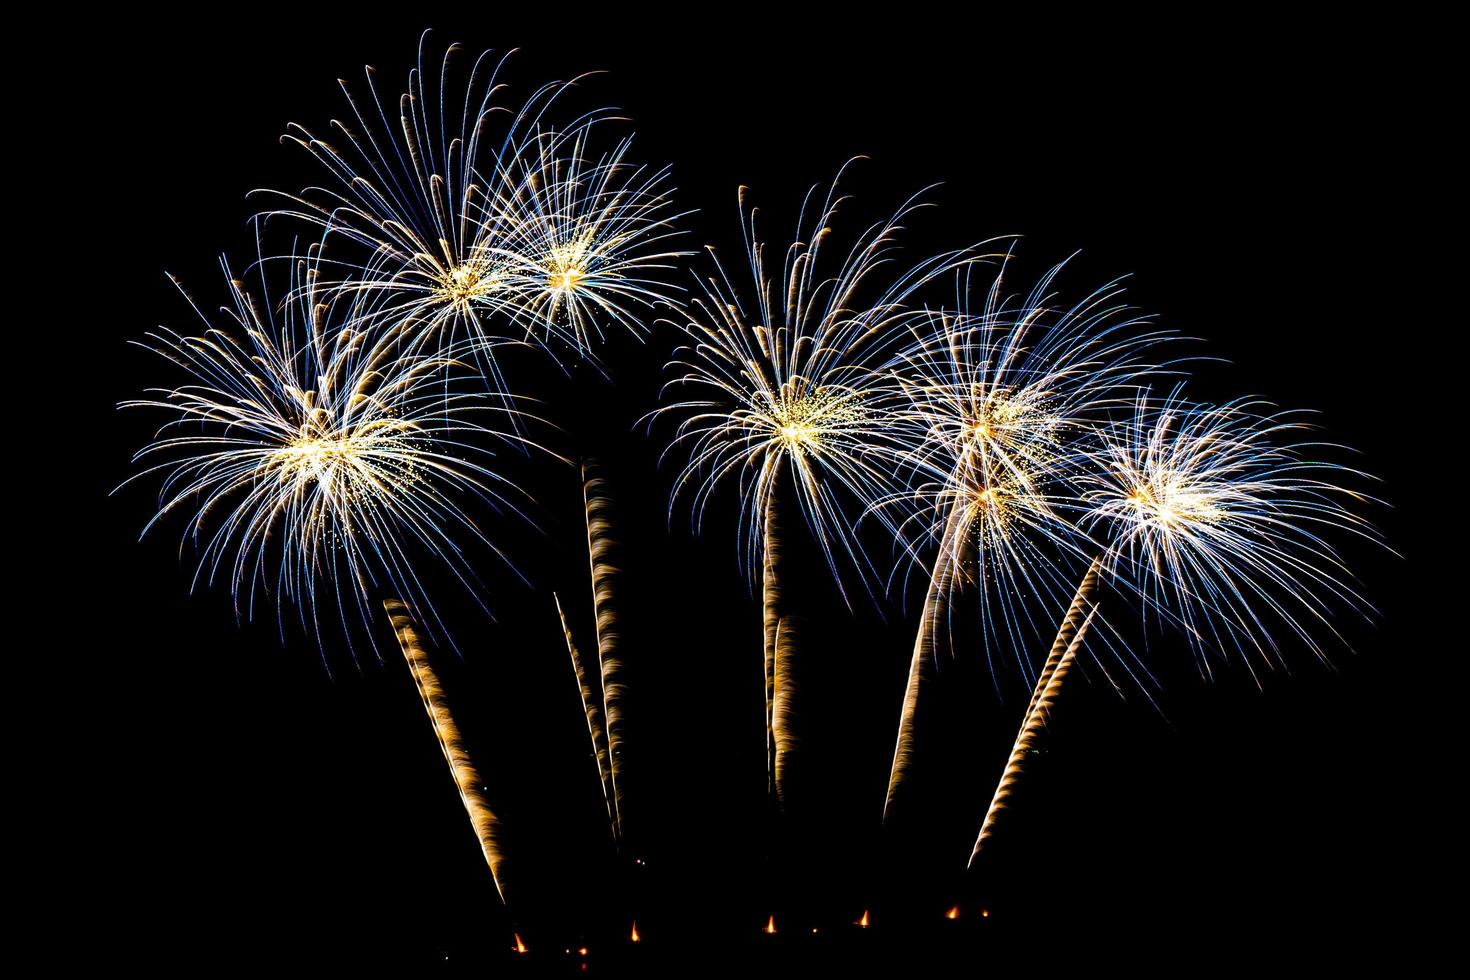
[630,921,641,942]
[513,934,529,954]
[981,909,990,918]
[946,905,960,920]
[856,910,870,928]
[764,915,777,934]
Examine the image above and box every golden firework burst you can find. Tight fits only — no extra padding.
[119,257,546,656]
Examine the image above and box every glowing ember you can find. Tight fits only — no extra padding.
[946,905,960,920]
[513,934,529,954]
[981,909,990,918]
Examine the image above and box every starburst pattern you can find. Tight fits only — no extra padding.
[1080,388,1380,678]
[120,257,545,657]
[658,166,975,597]
[485,129,690,357]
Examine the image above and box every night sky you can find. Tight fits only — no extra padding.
[46,10,1447,973]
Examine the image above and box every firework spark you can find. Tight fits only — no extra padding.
[119,257,544,656]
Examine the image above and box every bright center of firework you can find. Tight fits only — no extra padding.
[962,391,1050,450]
[779,421,816,446]
[265,415,416,502]
[1125,479,1223,530]
[273,435,363,489]
[969,482,1020,534]
[283,437,354,459]
[440,262,503,306]
[544,235,594,292]
[765,384,865,454]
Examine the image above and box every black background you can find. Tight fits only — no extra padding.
[42,9,1449,974]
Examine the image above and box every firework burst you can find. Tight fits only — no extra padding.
[258,33,685,376]
[119,256,546,658]
[1079,387,1380,678]
[484,128,690,358]
[659,166,976,595]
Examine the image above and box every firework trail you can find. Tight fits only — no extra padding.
[583,459,629,838]
[772,612,803,808]
[657,165,976,807]
[878,257,1168,823]
[761,477,784,797]
[387,598,511,902]
[1021,558,1102,721]
[881,503,970,826]
[967,560,1098,866]
[555,592,616,842]
[967,596,1097,867]
[119,253,545,658]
